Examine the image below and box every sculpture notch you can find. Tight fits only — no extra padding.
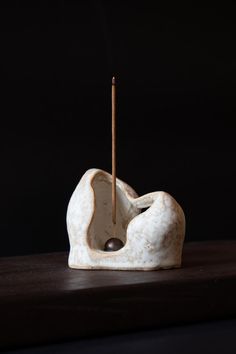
[66,168,185,270]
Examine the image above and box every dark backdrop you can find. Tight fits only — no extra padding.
[1,1,235,256]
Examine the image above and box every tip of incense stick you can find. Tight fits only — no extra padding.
[112,76,116,85]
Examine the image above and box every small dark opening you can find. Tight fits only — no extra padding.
[142,207,149,213]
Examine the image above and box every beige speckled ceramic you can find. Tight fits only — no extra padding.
[67,168,185,270]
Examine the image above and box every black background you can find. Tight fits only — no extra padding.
[1,1,235,256]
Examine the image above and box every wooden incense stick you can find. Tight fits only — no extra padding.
[112,76,116,233]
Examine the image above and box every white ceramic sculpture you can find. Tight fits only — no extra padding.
[67,168,185,270]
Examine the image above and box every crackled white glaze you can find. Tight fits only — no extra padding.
[66,169,185,270]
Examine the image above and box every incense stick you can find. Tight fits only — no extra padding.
[112,76,116,232]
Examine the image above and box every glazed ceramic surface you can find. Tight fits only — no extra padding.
[67,169,185,270]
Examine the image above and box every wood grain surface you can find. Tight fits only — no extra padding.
[0,241,236,349]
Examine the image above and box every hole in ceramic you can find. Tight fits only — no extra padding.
[141,207,149,213]
[88,173,138,251]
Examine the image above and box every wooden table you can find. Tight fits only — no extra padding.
[1,241,236,350]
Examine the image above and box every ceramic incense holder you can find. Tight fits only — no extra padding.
[67,168,185,270]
